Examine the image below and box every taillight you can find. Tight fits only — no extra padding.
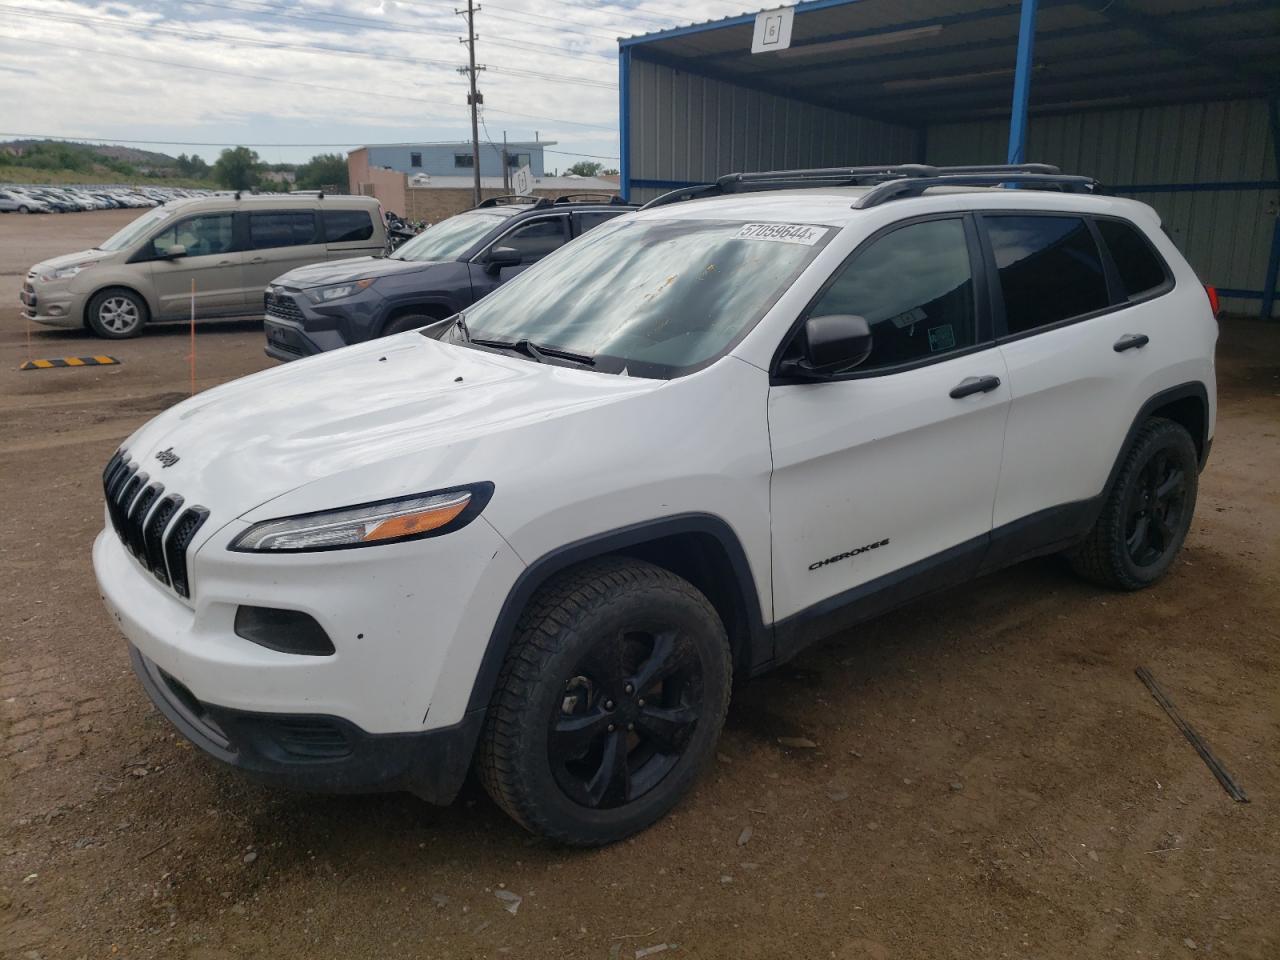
[1204,284,1221,317]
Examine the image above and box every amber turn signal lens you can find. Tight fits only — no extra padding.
[362,498,469,542]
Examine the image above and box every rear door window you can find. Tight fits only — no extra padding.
[1096,218,1169,300]
[984,215,1109,334]
[248,211,318,250]
[322,209,375,243]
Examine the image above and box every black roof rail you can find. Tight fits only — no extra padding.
[551,192,630,206]
[852,172,1096,208]
[639,163,1078,211]
[474,194,550,209]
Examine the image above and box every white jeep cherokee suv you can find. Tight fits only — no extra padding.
[94,164,1218,846]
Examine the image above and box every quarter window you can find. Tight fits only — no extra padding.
[151,213,234,257]
[805,218,977,371]
[573,210,626,236]
[322,209,374,242]
[986,215,1109,334]
[497,217,566,262]
[1097,218,1168,300]
[248,211,318,249]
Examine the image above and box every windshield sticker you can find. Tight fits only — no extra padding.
[734,223,828,245]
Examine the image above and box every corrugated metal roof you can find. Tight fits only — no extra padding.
[622,0,1279,125]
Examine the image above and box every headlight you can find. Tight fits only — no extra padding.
[229,484,492,552]
[304,278,376,304]
[41,262,96,281]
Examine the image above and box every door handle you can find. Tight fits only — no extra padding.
[949,375,1001,399]
[1114,333,1149,352]
[216,260,234,266]
[249,256,267,264]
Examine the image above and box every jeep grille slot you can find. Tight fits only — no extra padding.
[101,449,210,600]
[165,507,210,599]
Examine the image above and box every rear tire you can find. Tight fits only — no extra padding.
[18,205,30,214]
[86,287,147,339]
[477,557,732,846]
[1068,417,1199,590]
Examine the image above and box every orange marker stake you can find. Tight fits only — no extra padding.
[189,279,196,395]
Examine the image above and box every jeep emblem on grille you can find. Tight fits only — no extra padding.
[155,447,180,468]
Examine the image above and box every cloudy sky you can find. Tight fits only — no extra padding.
[0,0,755,170]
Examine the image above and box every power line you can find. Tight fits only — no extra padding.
[0,37,619,130]
[0,3,619,72]
[179,0,622,71]
[0,133,620,159]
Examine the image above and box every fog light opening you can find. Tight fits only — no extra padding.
[234,605,336,656]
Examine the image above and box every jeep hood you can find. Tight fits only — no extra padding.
[115,333,663,525]
[273,255,444,288]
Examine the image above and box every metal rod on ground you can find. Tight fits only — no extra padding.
[1135,666,1249,803]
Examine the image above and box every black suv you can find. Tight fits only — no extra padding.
[263,194,634,360]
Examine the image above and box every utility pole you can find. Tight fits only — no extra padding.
[457,0,484,207]
[502,130,510,193]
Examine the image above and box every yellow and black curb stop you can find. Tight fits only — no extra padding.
[20,355,120,371]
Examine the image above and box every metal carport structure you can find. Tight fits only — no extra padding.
[617,0,1280,318]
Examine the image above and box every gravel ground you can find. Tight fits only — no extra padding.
[1,210,1278,959]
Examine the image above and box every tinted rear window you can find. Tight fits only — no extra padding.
[1097,218,1167,300]
[986,215,1109,335]
[249,211,318,249]
[323,209,375,243]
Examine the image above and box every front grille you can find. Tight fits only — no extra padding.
[102,449,210,600]
[264,291,305,324]
[266,717,352,759]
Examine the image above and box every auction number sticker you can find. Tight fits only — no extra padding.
[734,222,827,245]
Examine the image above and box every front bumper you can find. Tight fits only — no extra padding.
[263,287,384,360]
[129,644,482,801]
[20,279,83,328]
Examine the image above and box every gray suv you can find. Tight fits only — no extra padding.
[263,195,633,360]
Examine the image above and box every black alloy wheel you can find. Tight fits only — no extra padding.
[550,627,704,809]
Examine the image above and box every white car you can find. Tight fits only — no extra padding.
[94,164,1218,845]
[0,189,50,213]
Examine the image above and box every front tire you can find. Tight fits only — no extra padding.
[477,557,732,846]
[1068,417,1199,590]
[381,314,436,337]
[86,287,147,339]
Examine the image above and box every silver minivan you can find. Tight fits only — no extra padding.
[21,194,386,338]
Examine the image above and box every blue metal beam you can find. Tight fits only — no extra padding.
[1263,96,1280,321]
[619,47,631,203]
[1006,0,1039,165]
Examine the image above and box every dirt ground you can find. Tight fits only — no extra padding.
[1,210,1277,960]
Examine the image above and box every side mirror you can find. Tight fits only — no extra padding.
[779,314,874,379]
[485,246,521,274]
[159,243,187,259]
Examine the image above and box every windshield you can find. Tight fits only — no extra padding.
[458,217,833,378]
[391,210,512,262]
[98,205,173,251]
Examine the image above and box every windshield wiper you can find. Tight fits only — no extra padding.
[469,337,596,367]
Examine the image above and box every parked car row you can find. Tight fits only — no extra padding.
[20,190,635,343]
[1,183,214,214]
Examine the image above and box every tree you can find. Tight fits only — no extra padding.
[175,153,210,178]
[212,146,263,190]
[565,160,603,177]
[295,153,349,191]
[601,168,619,176]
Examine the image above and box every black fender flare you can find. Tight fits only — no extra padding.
[463,513,770,715]
[1101,380,1210,491]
